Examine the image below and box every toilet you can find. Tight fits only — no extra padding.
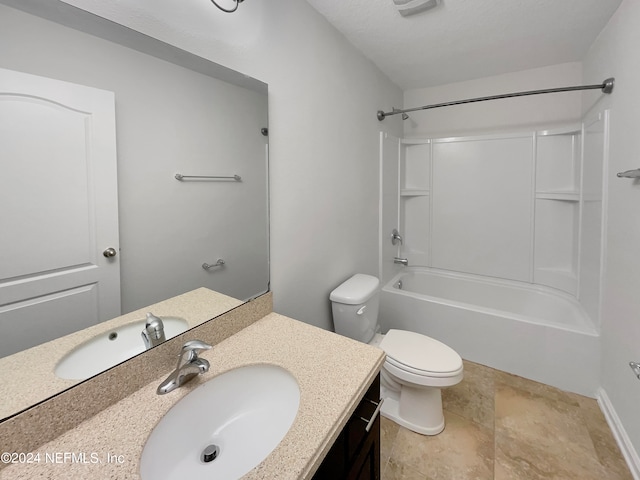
[330,273,463,435]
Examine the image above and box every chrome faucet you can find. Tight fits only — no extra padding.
[141,312,166,350]
[394,257,409,266]
[157,340,212,395]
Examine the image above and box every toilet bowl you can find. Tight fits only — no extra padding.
[372,329,463,434]
[330,274,463,435]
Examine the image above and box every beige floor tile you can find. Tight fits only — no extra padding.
[381,416,401,465]
[495,430,607,480]
[391,412,493,480]
[378,362,633,480]
[494,370,580,407]
[382,458,427,480]
[578,399,634,480]
[495,383,597,459]
[442,360,495,430]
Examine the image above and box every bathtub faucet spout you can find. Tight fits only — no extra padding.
[394,257,409,266]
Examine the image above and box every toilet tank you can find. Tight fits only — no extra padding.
[330,274,380,344]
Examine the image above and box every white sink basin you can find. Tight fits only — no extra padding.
[54,317,189,380]
[140,364,300,480]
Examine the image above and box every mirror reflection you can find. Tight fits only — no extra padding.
[0,0,269,420]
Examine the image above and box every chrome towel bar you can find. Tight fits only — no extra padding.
[175,173,241,181]
[617,169,640,179]
[202,259,225,270]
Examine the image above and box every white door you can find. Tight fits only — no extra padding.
[0,67,120,358]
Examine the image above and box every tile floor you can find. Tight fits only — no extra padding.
[380,360,633,480]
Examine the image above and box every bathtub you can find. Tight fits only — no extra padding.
[379,267,600,396]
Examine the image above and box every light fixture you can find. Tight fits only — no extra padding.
[392,0,440,17]
[210,0,244,13]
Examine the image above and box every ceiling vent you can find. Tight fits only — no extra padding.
[392,0,440,17]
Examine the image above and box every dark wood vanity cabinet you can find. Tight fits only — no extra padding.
[312,374,381,480]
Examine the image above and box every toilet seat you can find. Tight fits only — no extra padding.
[380,329,463,386]
[384,358,463,388]
[385,356,463,378]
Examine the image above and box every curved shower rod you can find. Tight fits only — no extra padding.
[377,77,615,121]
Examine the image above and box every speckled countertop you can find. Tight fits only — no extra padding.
[0,312,385,479]
[0,288,243,420]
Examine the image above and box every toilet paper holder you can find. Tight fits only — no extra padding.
[629,362,640,380]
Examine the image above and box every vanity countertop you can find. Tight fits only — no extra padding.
[0,287,243,420]
[1,312,385,479]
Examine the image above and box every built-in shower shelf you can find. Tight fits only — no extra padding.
[400,189,430,197]
[535,191,579,201]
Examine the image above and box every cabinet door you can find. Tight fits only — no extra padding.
[313,375,381,480]
[347,414,380,480]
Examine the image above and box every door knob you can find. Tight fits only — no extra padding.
[103,247,117,258]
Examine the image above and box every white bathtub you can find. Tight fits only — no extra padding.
[379,267,600,396]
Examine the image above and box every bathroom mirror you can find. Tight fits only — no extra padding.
[0,0,269,420]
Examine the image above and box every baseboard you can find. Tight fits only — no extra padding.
[597,388,640,479]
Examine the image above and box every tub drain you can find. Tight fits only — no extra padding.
[201,444,220,463]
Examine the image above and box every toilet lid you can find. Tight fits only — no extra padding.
[380,329,462,376]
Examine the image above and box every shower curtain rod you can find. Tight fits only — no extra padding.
[376,77,615,121]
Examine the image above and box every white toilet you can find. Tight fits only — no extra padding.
[330,273,463,435]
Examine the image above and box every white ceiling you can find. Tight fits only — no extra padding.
[304,0,622,90]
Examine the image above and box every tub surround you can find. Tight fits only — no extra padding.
[0,311,385,479]
[0,288,244,420]
[0,290,272,464]
[383,124,607,318]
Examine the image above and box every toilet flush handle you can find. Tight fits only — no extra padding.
[356,306,366,315]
